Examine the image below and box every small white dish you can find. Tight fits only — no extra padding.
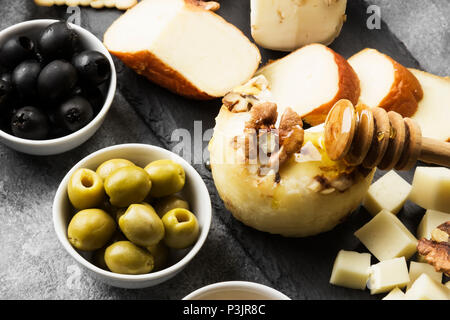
[0,19,116,155]
[53,144,212,289]
[183,281,291,300]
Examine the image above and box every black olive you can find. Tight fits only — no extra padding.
[72,50,111,86]
[0,73,13,85]
[12,60,42,101]
[0,36,35,70]
[80,86,104,113]
[0,78,13,106]
[38,60,78,103]
[11,106,49,140]
[56,96,94,132]
[38,21,79,60]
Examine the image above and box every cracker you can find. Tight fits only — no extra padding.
[34,0,138,10]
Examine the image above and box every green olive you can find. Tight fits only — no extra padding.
[115,203,151,222]
[68,168,105,210]
[119,204,165,246]
[146,242,169,271]
[105,241,154,275]
[94,246,109,270]
[96,158,135,181]
[162,208,199,249]
[104,166,152,207]
[68,209,116,251]
[154,195,190,217]
[144,160,185,198]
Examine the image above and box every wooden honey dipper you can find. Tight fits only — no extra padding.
[324,99,450,170]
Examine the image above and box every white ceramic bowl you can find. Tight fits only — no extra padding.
[53,144,212,289]
[183,281,291,300]
[0,19,116,155]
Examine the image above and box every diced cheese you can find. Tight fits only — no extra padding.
[329,250,371,290]
[382,287,405,300]
[407,261,442,290]
[368,257,410,294]
[404,274,450,300]
[409,167,450,213]
[417,209,450,240]
[363,171,412,216]
[354,210,418,261]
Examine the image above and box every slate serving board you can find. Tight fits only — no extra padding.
[0,0,444,300]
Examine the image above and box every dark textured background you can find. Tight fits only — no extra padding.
[0,0,448,299]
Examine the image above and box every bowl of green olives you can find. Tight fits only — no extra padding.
[53,144,212,288]
[0,19,116,155]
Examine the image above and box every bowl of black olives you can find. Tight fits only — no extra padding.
[0,19,116,155]
[53,144,212,288]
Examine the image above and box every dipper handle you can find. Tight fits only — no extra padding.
[324,100,450,170]
[420,137,450,167]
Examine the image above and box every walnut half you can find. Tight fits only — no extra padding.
[417,221,450,276]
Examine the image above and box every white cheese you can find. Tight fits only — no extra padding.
[404,274,450,300]
[329,250,371,290]
[250,0,347,51]
[417,209,450,240]
[363,171,411,216]
[382,287,405,300]
[354,210,418,261]
[409,167,450,213]
[368,257,410,294]
[407,261,442,290]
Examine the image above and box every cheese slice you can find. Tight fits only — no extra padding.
[250,0,347,51]
[256,43,360,126]
[348,48,423,117]
[104,0,261,99]
[409,69,450,142]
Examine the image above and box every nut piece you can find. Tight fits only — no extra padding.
[417,221,450,276]
[187,0,220,11]
[269,108,304,167]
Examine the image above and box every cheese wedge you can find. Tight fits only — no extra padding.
[409,69,450,142]
[250,0,347,51]
[256,43,360,126]
[104,0,261,99]
[348,48,423,117]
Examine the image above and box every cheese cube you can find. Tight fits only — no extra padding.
[446,282,450,290]
[417,209,450,240]
[354,210,418,261]
[407,261,442,290]
[382,287,405,300]
[409,167,450,213]
[404,274,450,300]
[329,250,371,290]
[368,257,410,294]
[363,171,412,216]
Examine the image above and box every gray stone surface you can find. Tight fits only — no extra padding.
[0,0,448,300]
